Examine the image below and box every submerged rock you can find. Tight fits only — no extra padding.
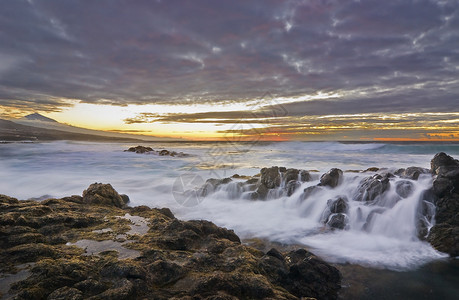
[0,184,341,299]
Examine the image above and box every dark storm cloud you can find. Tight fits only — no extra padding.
[0,0,458,117]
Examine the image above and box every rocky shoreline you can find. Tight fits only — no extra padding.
[1,152,458,299]
[1,184,340,300]
[199,152,459,257]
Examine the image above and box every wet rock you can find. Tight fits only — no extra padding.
[264,249,341,299]
[82,183,127,208]
[300,170,312,182]
[286,180,301,196]
[260,167,282,189]
[327,213,348,230]
[395,180,414,198]
[200,178,232,197]
[124,145,153,153]
[302,186,323,201]
[284,168,299,184]
[428,153,459,256]
[364,167,380,172]
[397,167,430,180]
[328,196,348,214]
[354,174,391,202]
[319,168,343,188]
[431,152,459,175]
[159,149,170,156]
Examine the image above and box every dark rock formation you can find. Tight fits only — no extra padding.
[319,168,343,188]
[125,146,189,157]
[431,152,459,176]
[327,213,348,230]
[201,167,312,200]
[427,152,459,256]
[82,183,128,208]
[260,167,282,189]
[354,174,392,202]
[125,145,153,153]
[328,196,349,214]
[395,167,430,180]
[259,248,341,299]
[0,185,341,299]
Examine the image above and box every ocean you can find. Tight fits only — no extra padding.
[1,140,458,298]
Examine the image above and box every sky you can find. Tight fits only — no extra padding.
[0,0,458,141]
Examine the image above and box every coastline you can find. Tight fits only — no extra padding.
[0,184,341,300]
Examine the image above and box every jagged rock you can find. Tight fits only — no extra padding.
[327,213,348,230]
[396,167,430,180]
[427,152,459,256]
[300,170,312,182]
[82,183,127,208]
[319,168,343,188]
[286,180,301,196]
[354,174,391,202]
[260,167,282,189]
[302,186,323,201]
[200,178,232,197]
[328,196,348,214]
[431,152,459,175]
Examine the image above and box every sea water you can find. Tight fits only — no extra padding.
[1,141,458,272]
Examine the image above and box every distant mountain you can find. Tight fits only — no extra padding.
[12,113,178,142]
[0,118,155,142]
[21,113,58,123]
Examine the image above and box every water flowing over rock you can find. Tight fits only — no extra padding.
[395,167,430,180]
[319,168,343,188]
[327,213,348,230]
[0,185,341,299]
[354,173,392,202]
[200,167,313,200]
[428,152,459,256]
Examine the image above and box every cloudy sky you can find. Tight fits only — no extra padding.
[0,0,458,140]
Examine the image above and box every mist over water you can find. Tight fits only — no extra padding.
[1,141,458,270]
